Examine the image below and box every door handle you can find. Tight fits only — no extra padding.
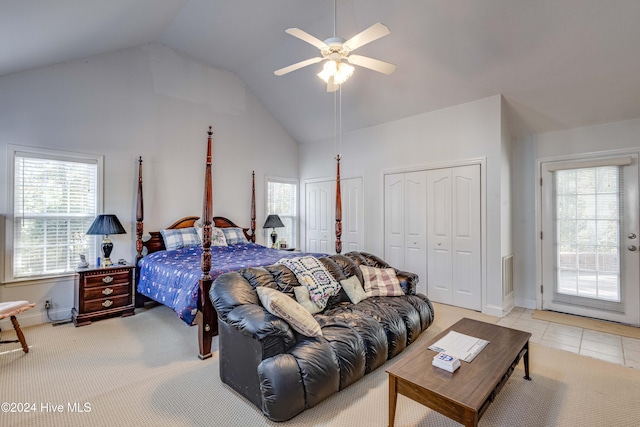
[628,245,638,252]
[629,233,637,240]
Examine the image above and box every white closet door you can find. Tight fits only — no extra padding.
[342,177,364,253]
[306,181,332,253]
[427,169,453,304]
[404,171,428,295]
[451,165,481,310]
[385,174,406,269]
[427,165,481,310]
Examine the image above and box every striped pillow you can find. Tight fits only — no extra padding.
[359,265,404,297]
[160,227,200,251]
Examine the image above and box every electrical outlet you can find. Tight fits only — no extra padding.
[44,300,51,310]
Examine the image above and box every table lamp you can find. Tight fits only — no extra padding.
[263,214,285,248]
[87,214,126,267]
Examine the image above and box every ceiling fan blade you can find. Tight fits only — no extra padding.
[343,23,390,51]
[326,76,339,92]
[274,57,323,76]
[347,55,396,74]
[285,28,328,50]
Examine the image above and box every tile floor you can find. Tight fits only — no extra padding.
[498,307,640,370]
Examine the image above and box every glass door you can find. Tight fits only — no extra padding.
[541,155,640,325]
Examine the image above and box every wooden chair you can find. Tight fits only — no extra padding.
[0,301,35,353]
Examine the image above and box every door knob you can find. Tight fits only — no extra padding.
[629,233,637,240]
[628,245,638,252]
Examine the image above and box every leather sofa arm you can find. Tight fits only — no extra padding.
[396,270,418,294]
[226,304,296,352]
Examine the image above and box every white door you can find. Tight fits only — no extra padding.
[404,171,428,295]
[451,165,481,310]
[427,168,453,304]
[306,181,332,253]
[427,165,481,310]
[541,155,640,325]
[385,174,405,269]
[341,177,364,253]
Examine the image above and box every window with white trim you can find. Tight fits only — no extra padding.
[266,178,297,248]
[7,146,102,280]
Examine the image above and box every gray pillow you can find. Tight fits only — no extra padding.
[294,286,323,314]
[256,286,322,337]
[340,275,368,304]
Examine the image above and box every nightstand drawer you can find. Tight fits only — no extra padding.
[83,295,131,314]
[83,283,130,300]
[83,271,131,288]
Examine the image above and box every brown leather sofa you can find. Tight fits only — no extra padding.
[210,251,435,421]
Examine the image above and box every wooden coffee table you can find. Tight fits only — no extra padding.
[386,318,531,427]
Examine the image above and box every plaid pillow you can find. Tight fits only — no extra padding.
[221,227,249,245]
[359,265,404,297]
[160,227,200,251]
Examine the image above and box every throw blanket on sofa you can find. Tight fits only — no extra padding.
[277,256,341,310]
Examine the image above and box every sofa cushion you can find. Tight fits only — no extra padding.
[256,286,322,337]
[340,275,368,304]
[359,265,404,297]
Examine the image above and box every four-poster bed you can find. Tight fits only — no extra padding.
[133,126,342,359]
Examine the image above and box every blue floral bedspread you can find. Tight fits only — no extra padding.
[137,243,325,325]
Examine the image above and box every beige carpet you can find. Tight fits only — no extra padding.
[1,303,640,427]
[532,309,640,339]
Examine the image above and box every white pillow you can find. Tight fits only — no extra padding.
[340,275,368,304]
[256,286,322,337]
[293,286,323,314]
[193,219,227,246]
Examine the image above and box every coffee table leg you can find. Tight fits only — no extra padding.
[389,374,398,427]
[523,341,532,381]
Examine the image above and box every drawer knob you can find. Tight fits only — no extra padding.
[102,276,114,284]
[102,287,113,295]
[102,300,113,308]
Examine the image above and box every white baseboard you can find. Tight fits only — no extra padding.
[0,308,71,330]
[483,304,505,318]
[514,297,537,310]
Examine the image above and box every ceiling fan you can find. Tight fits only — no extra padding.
[274,3,396,92]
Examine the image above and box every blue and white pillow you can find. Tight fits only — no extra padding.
[222,227,249,245]
[161,227,201,251]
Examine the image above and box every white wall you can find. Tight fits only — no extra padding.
[512,117,640,308]
[0,43,298,327]
[300,95,510,316]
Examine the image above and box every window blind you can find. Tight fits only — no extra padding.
[267,180,297,247]
[13,154,98,278]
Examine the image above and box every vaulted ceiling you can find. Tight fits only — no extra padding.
[3,0,640,143]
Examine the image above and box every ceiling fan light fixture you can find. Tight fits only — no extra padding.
[318,60,354,85]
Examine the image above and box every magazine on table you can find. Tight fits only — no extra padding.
[428,330,489,363]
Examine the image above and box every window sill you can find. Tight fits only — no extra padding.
[2,273,76,288]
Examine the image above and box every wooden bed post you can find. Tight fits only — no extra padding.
[134,156,146,308]
[335,154,342,254]
[135,156,144,264]
[250,171,256,242]
[198,126,215,360]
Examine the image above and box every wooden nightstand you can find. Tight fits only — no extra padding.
[72,264,135,327]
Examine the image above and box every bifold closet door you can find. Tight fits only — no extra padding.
[384,171,427,294]
[341,177,365,253]
[427,165,481,310]
[306,178,364,254]
[306,181,332,253]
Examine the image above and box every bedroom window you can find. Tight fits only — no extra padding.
[266,178,297,248]
[6,146,103,281]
